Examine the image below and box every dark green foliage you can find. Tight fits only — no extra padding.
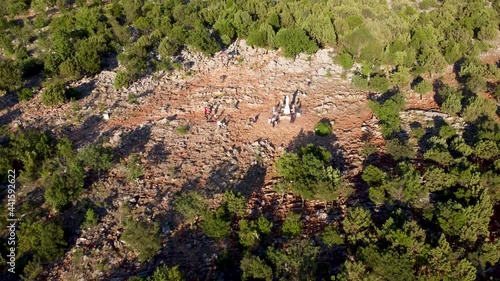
[126,153,144,181]
[274,28,318,58]
[281,212,302,238]
[199,209,231,239]
[343,207,373,244]
[17,88,34,101]
[43,137,85,210]
[78,143,114,172]
[413,79,433,95]
[238,219,260,248]
[267,240,319,281]
[147,265,184,281]
[173,191,207,224]
[362,165,387,186]
[222,190,247,218]
[0,59,22,91]
[336,51,353,70]
[122,218,161,261]
[322,225,344,246]
[276,144,342,201]
[82,208,98,227]
[385,139,415,161]
[18,220,67,262]
[368,93,406,138]
[41,80,66,106]
[369,75,389,93]
[315,120,332,136]
[462,96,497,122]
[240,254,273,281]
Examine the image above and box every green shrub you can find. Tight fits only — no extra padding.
[462,96,497,122]
[126,154,144,181]
[413,79,433,94]
[369,75,390,93]
[385,139,415,160]
[368,93,406,137]
[322,225,345,246]
[200,210,231,239]
[274,28,318,57]
[173,191,207,224]
[122,219,161,261]
[238,219,260,248]
[17,88,34,101]
[441,93,463,115]
[281,212,302,238]
[18,220,67,262]
[0,58,23,92]
[41,80,66,106]
[362,165,387,186]
[222,190,247,218]
[240,254,273,281]
[256,215,273,235]
[315,120,332,136]
[147,265,184,281]
[78,143,114,172]
[176,124,190,135]
[352,75,369,89]
[83,208,98,227]
[115,70,131,89]
[336,52,354,70]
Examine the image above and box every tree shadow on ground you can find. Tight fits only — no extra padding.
[116,124,152,159]
[0,91,19,112]
[74,80,96,101]
[146,142,170,165]
[0,108,21,127]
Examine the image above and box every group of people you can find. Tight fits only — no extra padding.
[205,103,232,128]
[267,93,302,127]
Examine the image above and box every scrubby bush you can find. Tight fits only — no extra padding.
[41,80,66,106]
[173,191,207,224]
[315,120,333,136]
[281,212,302,238]
[126,154,144,181]
[122,218,161,261]
[78,143,114,172]
[18,220,67,262]
[413,79,433,95]
[322,225,344,246]
[369,75,390,93]
[385,139,415,161]
[274,28,318,57]
[199,209,231,239]
[241,254,273,281]
[147,265,184,281]
[368,92,406,137]
[17,88,34,101]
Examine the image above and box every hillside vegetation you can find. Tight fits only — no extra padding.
[1,0,500,280]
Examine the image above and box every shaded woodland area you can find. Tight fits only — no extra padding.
[0,0,500,280]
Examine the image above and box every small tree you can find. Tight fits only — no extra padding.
[241,254,273,281]
[322,225,345,246]
[41,80,66,106]
[315,120,333,136]
[281,212,302,238]
[173,191,207,224]
[122,219,161,261]
[413,79,433,95]
[274,28,318,57]
[147,265,184,281]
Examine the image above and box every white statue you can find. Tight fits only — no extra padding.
[283,95,291,115]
